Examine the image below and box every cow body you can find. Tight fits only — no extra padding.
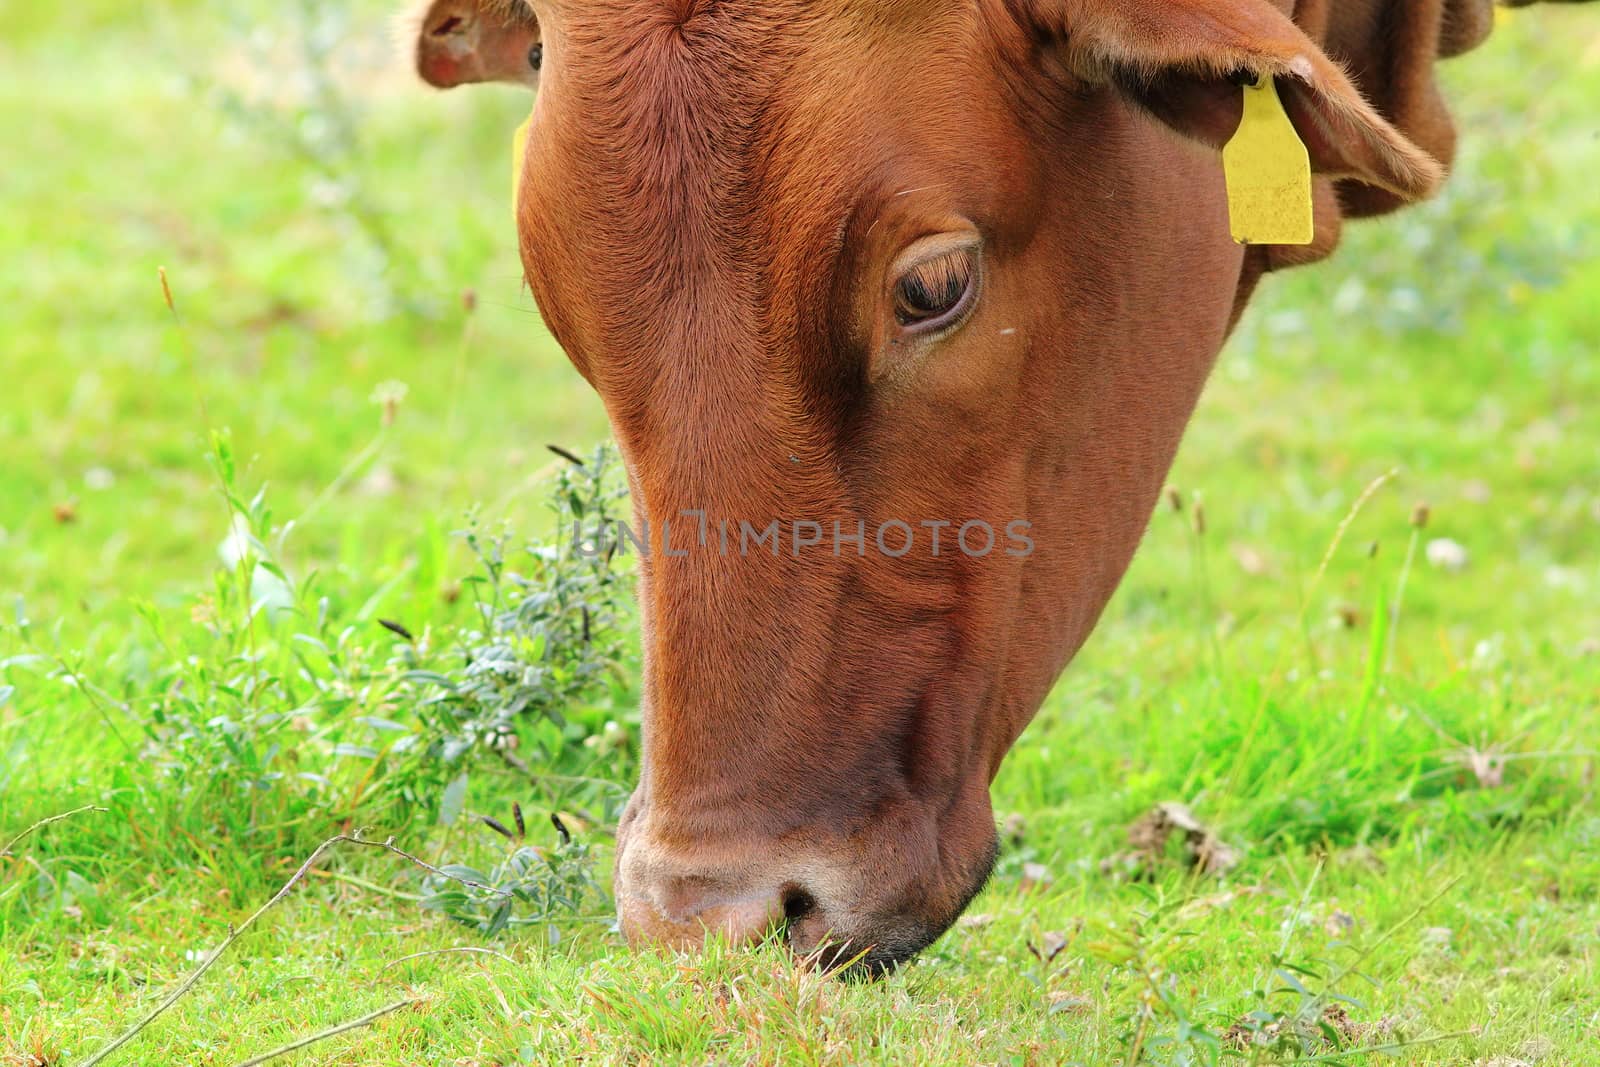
[410,0,1592,971]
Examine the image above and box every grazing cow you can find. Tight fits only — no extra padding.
[407,0,1592,972]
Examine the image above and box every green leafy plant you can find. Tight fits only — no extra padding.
[92,432,635,874]
[393,444,635,810]
[421,803,607,939]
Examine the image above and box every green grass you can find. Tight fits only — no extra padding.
[3,2,1599,1064]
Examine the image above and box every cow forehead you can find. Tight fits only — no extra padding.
[540,3,972,175]
[523,4,1000,375]
[540,0,968,31]
[540,0,994,183]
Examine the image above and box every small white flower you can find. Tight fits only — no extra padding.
[1426,538,1469,572]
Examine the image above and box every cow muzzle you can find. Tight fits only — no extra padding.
[611,819,811,956]
[611,781,1000,976]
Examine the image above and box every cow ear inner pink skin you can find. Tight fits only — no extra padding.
[411,0,542,89]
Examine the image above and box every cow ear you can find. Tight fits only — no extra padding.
[410,0,541,89]
[1028,0,1445,202]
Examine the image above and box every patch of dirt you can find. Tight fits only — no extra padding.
[1223,1004,1391,1052]
[1105,802,1241,879]
[1323,908,1357,937]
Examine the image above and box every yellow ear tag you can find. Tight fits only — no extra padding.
[1222,77,1314,246]
[511,114,532,215]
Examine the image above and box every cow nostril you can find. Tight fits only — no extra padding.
[781,887,817,925]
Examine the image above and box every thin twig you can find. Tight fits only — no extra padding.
[229,998,420,1067]
[305,867,424,901]
[81,835,349,1066]
[1,805,107,860]
[351,831,515,898]
[81,831,510,1066]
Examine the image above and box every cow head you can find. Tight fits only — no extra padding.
[409,0,1439,973]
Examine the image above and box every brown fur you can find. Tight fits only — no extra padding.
[408,0,1592,969]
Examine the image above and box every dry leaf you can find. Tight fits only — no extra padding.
[1019,862,1053,892]
[1232,544,1270,576]
[1453,747,1506,789]
[1038,930,1068,961]
[1119,802,1241,878]
[1048,991,1092,1015]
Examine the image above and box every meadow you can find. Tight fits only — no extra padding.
[2,2,1597,1064]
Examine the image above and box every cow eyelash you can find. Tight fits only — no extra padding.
[893,247,978,335]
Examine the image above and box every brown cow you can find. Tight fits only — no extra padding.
[408,0,1591,973]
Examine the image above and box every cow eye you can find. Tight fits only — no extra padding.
[893,247,977,333]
